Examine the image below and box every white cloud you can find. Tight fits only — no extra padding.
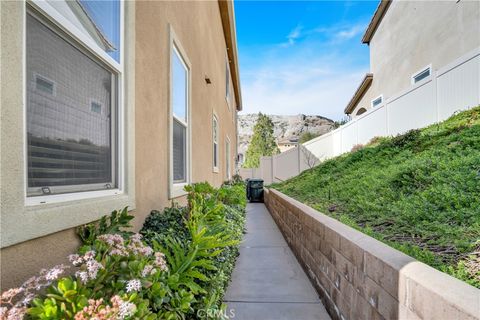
[334,23,366,41]
[281,25,303,47]
[239,21,370,120]
[241,62,366,120]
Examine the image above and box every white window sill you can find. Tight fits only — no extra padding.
[213,167,219,173]
[25,189,123,206]
[170,183,188,199]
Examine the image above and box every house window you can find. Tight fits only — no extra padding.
[26,11,120,197]
[171,44,189,185]
[35,75,55,95]
[213,115,219,172]
[226,57,231,105]
[91,101,102,114]
[356,107,367,116]
[225,137,231,180]
[371,95,383,108]
[412,66,431,84]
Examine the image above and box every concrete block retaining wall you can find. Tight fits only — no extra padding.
[264,189,480,320]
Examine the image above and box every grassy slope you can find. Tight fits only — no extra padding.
[272,106,480,288]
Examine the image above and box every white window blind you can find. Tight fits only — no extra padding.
[26,12,118,196]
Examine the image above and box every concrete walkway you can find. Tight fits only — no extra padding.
[224,203,330,320]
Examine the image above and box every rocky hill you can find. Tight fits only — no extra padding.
[238,114,335,155]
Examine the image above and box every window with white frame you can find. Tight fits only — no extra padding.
[225,137,231,180]
[26,1,122,197]
[35,74,55,95]
[171,44,189,184]
[213,115,219,172]
[226,57,231,105]
[412,66,431,84]
[371,95,383,108]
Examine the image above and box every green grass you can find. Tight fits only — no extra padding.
[272,106,480,288]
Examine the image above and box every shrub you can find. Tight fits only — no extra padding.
[1,182,247,319]
[350,144,364,153]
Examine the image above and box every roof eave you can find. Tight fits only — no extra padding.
[361,0,392,44]
[218,0,243,111]
[344,73,373,114]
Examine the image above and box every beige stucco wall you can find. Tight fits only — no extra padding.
[133,0,238,229]
[1,0,238,290]
[351,0,480,116]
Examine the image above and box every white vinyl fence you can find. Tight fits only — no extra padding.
[240,47,480,184]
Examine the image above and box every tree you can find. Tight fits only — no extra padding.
[299,131,319,144]
[243,113,280,168]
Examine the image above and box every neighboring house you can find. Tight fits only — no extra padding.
[0,0,241,289]
[277,137,299,153]
[345,0,480,118]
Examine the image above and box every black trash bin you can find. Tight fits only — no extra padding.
[246,179,264,202]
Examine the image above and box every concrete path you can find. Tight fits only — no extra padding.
[224,203,331,320]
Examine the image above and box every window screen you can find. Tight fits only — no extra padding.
[173,119,186,182]
[26,14,116,196]
[372,96,382,108]
[213,116,219,169]
[413,68,431,83]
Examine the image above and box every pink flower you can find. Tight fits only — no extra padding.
[118,300,136,319]
[75,271,89,284]
[45,265,67,281]
[68,254,83,266]
[125,279,141,293]
[154,252,168,272]
[4,306,26,320]
[141,264,156,277]
[86,260,103,280]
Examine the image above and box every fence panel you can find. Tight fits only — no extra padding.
[260,156,273,185]
[241,49,479,184]
[356,106,388,145]
[304,133,334,160]
[273,148,299,182]
[341,122,358,153]
[387,80,436,135]
[437,54,480,121]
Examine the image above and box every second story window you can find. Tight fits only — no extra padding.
[213,115,219,172]
[412,66,431,84]
[171,45,189,184]
[226,57,231,106]
[371,95,383,108]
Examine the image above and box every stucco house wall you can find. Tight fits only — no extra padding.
[350,0,480,117]
[0,0,240,290]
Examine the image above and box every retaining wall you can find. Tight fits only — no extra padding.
[265,189,480,320]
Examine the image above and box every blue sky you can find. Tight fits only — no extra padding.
[234,1,379,120]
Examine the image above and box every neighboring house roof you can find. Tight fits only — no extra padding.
[67,0,117,52]
[344,73,373,114]
[218,0,243,111]
[362,0,392,44]
[278,137,299,145]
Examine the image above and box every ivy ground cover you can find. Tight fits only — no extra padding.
[273,107,480,288]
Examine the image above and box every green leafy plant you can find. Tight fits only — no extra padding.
[77,207,134,245]
[28,278,90,319]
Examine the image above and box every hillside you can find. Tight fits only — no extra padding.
[238,114,334,155]
[272,106,480,288]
